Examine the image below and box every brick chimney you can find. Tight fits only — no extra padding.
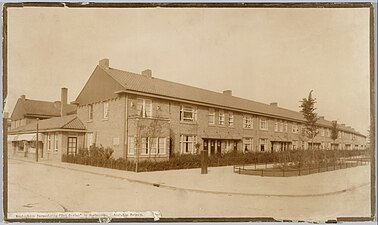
[223,90,232,96]
[270,102,278,107]
[61,88,68,116]
[99,58,109,69]
[141,69,152,78]
[21,95,26,101]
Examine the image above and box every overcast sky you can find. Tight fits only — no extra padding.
[5,7,371,134]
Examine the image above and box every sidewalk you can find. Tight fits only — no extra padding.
[10,157,371,197]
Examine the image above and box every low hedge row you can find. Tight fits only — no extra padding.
[61,145,369,172]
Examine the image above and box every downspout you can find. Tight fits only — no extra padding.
[124,94,129,159]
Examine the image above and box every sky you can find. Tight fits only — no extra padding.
[5,6,371,135]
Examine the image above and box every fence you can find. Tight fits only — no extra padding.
[233,157,370,177]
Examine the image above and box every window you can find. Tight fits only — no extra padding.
[284,122,288,132]
[128,137,135,155]
[88,104,93,120]
[158,138,166,154]
[180,135,197,154]
[141,137,149,155]
[228,112,234,127]
[274,121,279,132]
[137,98,152,118]
[321,128,325,137]
[150,138,157,154]
[47,134,52,152]
[260,118,268,130]
[326,129,330,137]
[67,137,77,155]
[180,105,197,122]
[218,110,225,125]
[243,138,253,152]
[279,122,284,132]
[103,101,109,119]
[54,133,59,152]
[243,115,253,129]
[208,108,215,125]
[260,139,268,152]
[292,124,298,133]
[86,133,94,148]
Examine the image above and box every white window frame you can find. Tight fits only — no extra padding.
[320,128,325,137]
[218,110,225,126]
[279,122,284,132]
[86,132,94,148]
[208,108,215,125]
[180,105,197,122]
[284,122,288,132]
[228,112,234,127]
[103,101,109,119]
[243,115,253,129]
[180,135,197,154]
[292,124,298,133]
[243,138,253,152]
[54,133,59,152]
[88,104,93,121]
[260,118,268,130]
[260,138,268,152]
[274,121,279,132]
[137,98,152,118]
[47,133,52,152]
[141,137,149,155]
[158,138,166,154]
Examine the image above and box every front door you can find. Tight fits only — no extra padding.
[210,140,215,155]
[67,137,77,155]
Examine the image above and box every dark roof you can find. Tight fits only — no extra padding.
[11,98,77,120]
[9,115,86,133]
[100,66,365,137]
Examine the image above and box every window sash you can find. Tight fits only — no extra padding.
[260,118,268,130]
[137,98,152,118]
[243,116,253,129]
[54,133,59,151]
[103,101,109,119]
[88,105,93,120]
[228,113,234,127]
[243,138,253,152]
[218,110,225,125]
[208,109,215,124]
[180,135,196,154]
[180,105,196,122]
[128,137,135,155]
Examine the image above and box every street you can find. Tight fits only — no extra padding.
[7,158,371,221]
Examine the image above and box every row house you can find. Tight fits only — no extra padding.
[73,59,367,161]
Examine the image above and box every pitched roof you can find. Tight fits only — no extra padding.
[11,98,77,120]
[9,115,86,133]
[100,66,365,137]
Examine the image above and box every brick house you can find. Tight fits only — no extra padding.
[8,88,85,161]
[74,58,367,161]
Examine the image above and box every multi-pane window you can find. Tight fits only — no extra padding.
[150,138,157,154]
[279,122,284,132]
[47,134,52,152]
[260,139,268,151]
[218,110,225,125]
[103,101,109,119]
[158,138,166,154]
[88,104,93,120]
[67,137,77,155]
[180,135,197,154]
[284,122,288,132]
[228,112,234,127]
[243,138,253,152]
[141,137,149,155]
[54,133,59,152]
[208,108,215,125]
[180,105,197,122]
[320,128,324,136]
[292,124,298,133]
[243,115,253,129]
[137,98,152,118]
[128,137,135,155]
[260,118,268,130]
[274,121,279,132]
[326,129,330,137]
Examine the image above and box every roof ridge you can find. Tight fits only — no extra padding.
[60,115,78,128]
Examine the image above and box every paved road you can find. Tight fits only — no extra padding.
[8,159,371,220]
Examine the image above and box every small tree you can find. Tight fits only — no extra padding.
[300,90,319,161]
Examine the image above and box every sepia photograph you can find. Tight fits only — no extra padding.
[2,3,376,223]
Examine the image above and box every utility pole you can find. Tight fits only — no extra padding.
[36,118,39,162]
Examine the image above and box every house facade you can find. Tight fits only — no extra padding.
[74,59,367,161]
